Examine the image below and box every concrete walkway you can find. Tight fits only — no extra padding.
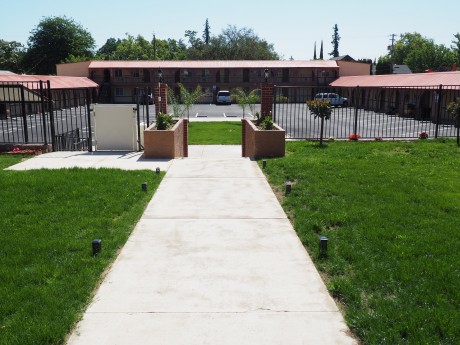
[11,147,355,344]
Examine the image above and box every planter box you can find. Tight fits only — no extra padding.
[143,119,188,159]
[242,119,285,159]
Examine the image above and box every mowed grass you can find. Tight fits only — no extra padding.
[262,139,460,344]
[0,163,163,344]
[188,121,241,145]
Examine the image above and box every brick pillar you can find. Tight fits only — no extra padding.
[261,83,274,117]
[183,119,188,157]
[153,83,168,114]
[241,119,247,157]
[159,83,168,114]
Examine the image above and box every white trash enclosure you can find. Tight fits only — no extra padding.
[93,104,142,151]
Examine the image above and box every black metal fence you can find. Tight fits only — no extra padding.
[273,85,460,140]
[0,81,92,151]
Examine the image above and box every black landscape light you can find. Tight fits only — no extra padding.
[92,239,102,255]
[262,159,267,168]
[285,181,292,195]
[142,182,148,192]
[156,167,161,174]
[319,236,328,258]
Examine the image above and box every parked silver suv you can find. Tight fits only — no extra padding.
[315,93,348,107]
[216,90,231,105]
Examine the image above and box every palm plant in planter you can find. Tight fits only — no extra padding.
[232,88,260,118]
[307,99,332,145]
[155,112,174,130]
[168,83,203,118]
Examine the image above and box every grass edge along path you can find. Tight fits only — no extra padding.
[0,165,163,344]
[188,121,241,145]
[261,139,460,345]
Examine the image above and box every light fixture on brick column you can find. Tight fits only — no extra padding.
[264,68,269,83]
[158,69,163,83]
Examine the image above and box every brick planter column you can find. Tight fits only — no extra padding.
[261,83,274,117]
[153,83,168,114]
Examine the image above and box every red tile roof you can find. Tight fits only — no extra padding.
[330,71,460,87]
[0,75,98,89]
[88,60,339,69]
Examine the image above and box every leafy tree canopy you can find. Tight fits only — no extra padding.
[24,16,95,74]
[189,25,279,60]
[0,39,25,73]
[378,32,456,74]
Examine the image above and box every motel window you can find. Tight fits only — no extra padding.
[202,69,210,81]
[115,88,124,96]
[133,70,140,78]
[115,69,122,78]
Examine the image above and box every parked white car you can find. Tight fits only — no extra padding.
[315,93,348,107]
[216,90,231,105]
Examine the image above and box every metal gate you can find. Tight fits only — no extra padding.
[0,81,92,151]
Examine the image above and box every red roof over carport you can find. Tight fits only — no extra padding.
[330,71,460,88]
[0,75,98,89]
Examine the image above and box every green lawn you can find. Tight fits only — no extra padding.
[0,163,163,344]
[262,139,460,345]
[188,121,241,145]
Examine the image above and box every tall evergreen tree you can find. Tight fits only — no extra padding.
[313,41,317,60]
[319,40,324,60]
[203,19,211,45]
[330,24,340,58]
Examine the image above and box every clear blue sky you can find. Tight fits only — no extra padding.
[2,0,459,61]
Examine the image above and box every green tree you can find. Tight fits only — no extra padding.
[375,55,391,75]
[389,32,455,73]
[451,33,460,66]
[201,25,279,60]
[168,83,204,118]
[320,40,324,60]
[109,34,154,60]
[313,41,317,60]
[203,19,211,45]
[24,16,95,74]
[231,88,260,118]
[96,38,122,60]
[0,40,25,73]
[330,24,340,58]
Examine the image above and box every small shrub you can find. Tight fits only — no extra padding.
[349,134,361,141]
[261,115,274,130]
[155,112,173,130]
[418,131,429,140]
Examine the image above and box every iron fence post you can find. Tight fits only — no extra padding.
[20,86,29,143]
[47,80,56,151]
[136,88,142,152]
[85,88,93,152]
[353,86,360,135]
[39,81,48,145]
[273,86,277,123]
[435,84,443,139]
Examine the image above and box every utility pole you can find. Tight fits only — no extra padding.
[388,34,397,74]
[152,33,157,60]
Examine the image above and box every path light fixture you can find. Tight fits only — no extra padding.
[319,236,328,258]
[92,239,102,256]
[142,182,148,192]
[156,167,161,174]
[262,159,267,168]
[285,181,292,195]
[264,68,269,83]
